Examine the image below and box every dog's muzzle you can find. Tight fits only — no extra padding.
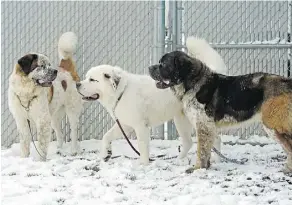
[76,83,100,101]
[34,70,58,87]
[148,65,172,89]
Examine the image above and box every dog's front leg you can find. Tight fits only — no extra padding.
[101,123,133,161]
[186,120,216,173]
[15,117,31,158]
[135,125,150,165]
[35,118,51,161]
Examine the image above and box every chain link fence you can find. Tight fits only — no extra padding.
[167,1,292,139]
[2,1,292,147]
[1,1,157,147]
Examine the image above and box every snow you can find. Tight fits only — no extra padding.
[217,38,292,45]
[180,34,291,47]
[2,136,292,205]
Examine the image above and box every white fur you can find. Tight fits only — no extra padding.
[186,36,228,75]
[58,32,78,60]
[78,65,192,164]
[77,36,228,165]
[8,32,83,161]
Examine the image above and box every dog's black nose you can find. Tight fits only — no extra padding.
[148,65,156,72]
[76,82,81,88]
[54,70,58,74]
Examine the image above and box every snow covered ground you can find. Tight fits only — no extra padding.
[1,135,292,205]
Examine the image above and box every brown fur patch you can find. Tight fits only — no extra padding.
[262,94,292,134]
[15,64,26,76]
[59,58,80,82]
[48,85,54,103]
[61,80,67,91]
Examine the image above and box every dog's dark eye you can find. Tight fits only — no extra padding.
[89,78,98,82]
[104,73,111,79]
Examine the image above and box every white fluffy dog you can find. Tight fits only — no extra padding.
[8,32,83,160]
[77,36,227,165]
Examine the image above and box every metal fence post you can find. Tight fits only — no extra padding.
[152,0,166,139]
[170,1,183,51]
[165,1,173,140]
[165,0,184,140]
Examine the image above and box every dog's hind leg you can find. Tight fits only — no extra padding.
[135,125,150,165]
[15,117,31,158]
[66,108,82,156]
[51,107,65,154]
[263,126,292,173]
[174,114,193,159]
[275,133,292,173]
[101,123,133,161]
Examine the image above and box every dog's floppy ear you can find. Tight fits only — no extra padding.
[17,54,38,75]
[104,72,121,90]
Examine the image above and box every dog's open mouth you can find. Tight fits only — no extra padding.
[34,75,57,87]
[82,94,100,101]
[155,80,171,89]
[35,79,53,87]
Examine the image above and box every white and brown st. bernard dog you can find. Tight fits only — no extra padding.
[8,32,83,161]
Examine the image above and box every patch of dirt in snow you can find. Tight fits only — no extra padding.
[1,137,292,205]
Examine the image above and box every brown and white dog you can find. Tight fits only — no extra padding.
[149,50,292,174]
[8,32,83,161]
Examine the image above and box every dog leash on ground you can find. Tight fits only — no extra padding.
[27,119,47,161]
[115,118,247,164]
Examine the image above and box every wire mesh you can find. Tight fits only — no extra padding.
[1,1,155,147]
[2,1,292,146]
[166,1,291,139]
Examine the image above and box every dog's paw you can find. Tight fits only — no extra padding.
[102,150,112,162]
[56,149,65,157]
[139,157,150,165]
[282,164,292,175]
[57,140,63,150]
[33,153,47,162]
[71,142,82,156]
[185,166,197,174]
[178,152,188,159]
[211,154,222,163]
[20,152,30,158]
[185,163,207,174]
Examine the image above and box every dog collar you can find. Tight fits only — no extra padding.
[15,94,38,112]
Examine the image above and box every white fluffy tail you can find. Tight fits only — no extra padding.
[58,32,77,60]
[186,36,228,75]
